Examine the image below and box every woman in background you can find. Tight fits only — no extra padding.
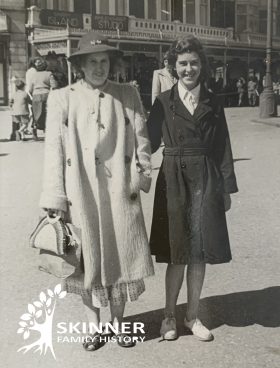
[151,51,177,104]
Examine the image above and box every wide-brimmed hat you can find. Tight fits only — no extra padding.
[68,31,122,63]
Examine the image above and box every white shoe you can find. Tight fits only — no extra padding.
[160,317,177,340]
[184,318,214,341]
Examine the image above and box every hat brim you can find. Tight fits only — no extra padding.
[68,45,123,63]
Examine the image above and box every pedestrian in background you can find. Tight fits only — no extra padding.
[247,77,258,106]
[40,31,154,351]
[236,77,246,106]
[10,79,31,141]
[152,51,177,104]
[147,35,238,342]
[25,59,36,135]
[27,57,56,140]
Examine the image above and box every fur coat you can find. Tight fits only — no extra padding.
[40,80,154,289]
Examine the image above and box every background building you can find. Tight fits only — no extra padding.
[1,0,280,107]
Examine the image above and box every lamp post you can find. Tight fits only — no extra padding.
[259,0,277,117]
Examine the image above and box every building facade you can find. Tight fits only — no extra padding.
[1,0,280,106]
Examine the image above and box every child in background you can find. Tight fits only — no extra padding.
[10,80,31,141]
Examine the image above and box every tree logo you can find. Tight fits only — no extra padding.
[17,284,67,360]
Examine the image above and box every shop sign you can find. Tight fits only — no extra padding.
[40,9,83,28]
[92,15,128,31]
[35,41,67,56]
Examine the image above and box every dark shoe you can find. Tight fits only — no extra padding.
[82,332,106,351]
[115,333,136,348]
[32,128,38,141]
[15,131,21,141]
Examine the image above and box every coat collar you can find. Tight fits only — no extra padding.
[169,83,214,126]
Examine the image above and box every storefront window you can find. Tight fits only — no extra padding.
[36,0,47,9]
[116,0,126,16]
[211,0,235,28]
[259,9,267,33]
[129,0,144,18]
[59,0,68,11]
[200,1,208,26]
[237,15,247,33]
[171,0,183,22]
[27,0,73,10]
[161,0,170,20]
[99,0,109,14]
[74,0,91,13]
[53,0,59,10]
[186,0,195,24]
[148,0,157,19]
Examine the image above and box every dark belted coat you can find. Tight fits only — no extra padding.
[147,83,238,265]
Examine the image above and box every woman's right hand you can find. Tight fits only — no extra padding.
[45,208,66,219]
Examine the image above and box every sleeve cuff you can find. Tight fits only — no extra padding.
[139,172,152,193]
[39,193,68,212]
[223,180,238,194]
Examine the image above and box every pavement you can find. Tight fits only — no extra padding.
[0,106,280,368]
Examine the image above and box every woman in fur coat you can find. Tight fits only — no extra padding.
[40,31,154,350]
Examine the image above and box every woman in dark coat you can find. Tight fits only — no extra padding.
[147,35,238,342]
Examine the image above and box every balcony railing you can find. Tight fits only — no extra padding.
[129,17,234,41]
[238,31,280,49]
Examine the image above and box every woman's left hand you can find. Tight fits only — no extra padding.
[223,193,231,212]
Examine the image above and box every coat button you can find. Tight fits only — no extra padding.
[125,155,131,164]
[130,193,138,201]
[125,117,130,126]
[68,200,72,206]
[181,161,186,169]
[99,92,105,98]
[179,135,185,141]
[67,158,71,166]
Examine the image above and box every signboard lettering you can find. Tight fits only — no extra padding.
[92,15,128,32]
[40,9,83,28]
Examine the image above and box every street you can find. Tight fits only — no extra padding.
[0,106,280,368]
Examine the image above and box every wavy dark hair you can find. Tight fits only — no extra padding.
[168,34,210,85]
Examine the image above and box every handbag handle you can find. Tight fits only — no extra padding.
[47,214,61,224]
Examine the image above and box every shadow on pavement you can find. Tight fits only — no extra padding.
[126,286,280,341]
[0,153,9,157]
[233,158,251,162]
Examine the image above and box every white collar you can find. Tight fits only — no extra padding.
[178,81,200,103]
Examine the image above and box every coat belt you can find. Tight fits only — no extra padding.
[163,147,210,156]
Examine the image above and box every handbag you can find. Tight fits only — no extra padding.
[30,215,82,278]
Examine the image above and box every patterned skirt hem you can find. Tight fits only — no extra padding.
[62,275,145,308]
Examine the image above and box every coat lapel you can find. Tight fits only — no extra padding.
[193,86,214,120]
